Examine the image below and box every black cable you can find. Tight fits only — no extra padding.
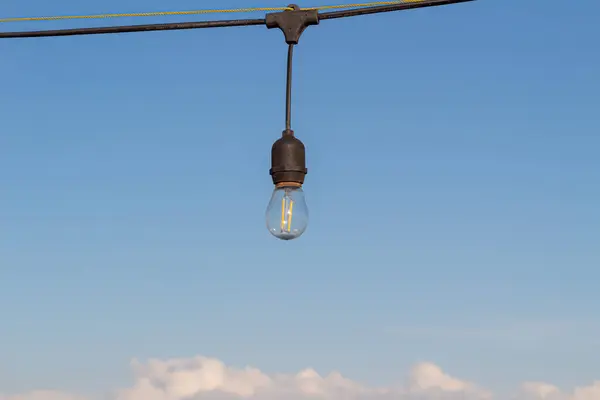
[285,44,294,131]
[0,0,474,39]
[318,0,474,20]
[0,18,264,39]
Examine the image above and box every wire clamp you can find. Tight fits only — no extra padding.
[265,4,319,45]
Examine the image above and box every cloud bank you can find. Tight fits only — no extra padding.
[1,355,599,400]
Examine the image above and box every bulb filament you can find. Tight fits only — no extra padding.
[280,189,294,233]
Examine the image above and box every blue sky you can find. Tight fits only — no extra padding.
[1,0,599,398]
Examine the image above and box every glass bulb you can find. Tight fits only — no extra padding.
[266,185,308,240]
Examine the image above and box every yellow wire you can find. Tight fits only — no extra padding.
[0,1,427,24]
[305,0,427,10]
[0,7,293,23]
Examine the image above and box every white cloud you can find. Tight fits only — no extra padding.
[1,355,599,400]
[521,382,563,399]
[517,381,600,400]
[112,356,492,400]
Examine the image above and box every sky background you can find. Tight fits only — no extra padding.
[1,0,599,398]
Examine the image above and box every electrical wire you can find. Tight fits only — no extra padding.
[0,1,445,24]
[285,44,295,131]
[0,19,266,38]
[0,0,473,39]
[0,7,293,23]
[304,0,436,10]
[318,0,472,19]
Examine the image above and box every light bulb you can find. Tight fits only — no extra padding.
[266,184,308,240]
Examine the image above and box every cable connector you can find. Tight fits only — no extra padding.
[266,4,319,45]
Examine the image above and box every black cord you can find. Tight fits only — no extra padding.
[0,0,474,39]
[285,44,294,131]
[0,18,264,39]
[318,0,474,20]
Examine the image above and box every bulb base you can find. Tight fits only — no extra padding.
[269,129,307,186]
[275,181,302,188]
